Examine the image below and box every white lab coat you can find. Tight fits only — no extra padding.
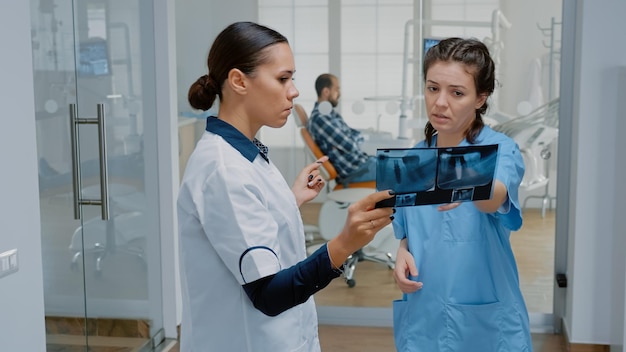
[177,118,320,352]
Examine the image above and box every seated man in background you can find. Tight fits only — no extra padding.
[307,73,377,185]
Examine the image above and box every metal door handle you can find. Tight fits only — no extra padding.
[69,103,110,220]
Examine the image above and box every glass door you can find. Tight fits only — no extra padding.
[31,0,164,349]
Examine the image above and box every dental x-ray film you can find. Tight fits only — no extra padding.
[375,144,498,208]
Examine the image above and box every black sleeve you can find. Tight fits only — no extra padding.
[242,243,342,317]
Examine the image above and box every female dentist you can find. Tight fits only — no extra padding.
[177,21,395,352]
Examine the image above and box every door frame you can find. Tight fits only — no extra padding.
[551,0,577,335]
[152,0,180,340]
[314,0,574,335]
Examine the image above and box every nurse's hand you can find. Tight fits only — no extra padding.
[326,190,395,269]
[393,239,423,293]
[292,156,328,207]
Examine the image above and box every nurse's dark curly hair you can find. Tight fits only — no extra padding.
[188,22,288,111]
[422,37,496,146]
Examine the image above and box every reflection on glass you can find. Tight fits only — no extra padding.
[32,0,162,349]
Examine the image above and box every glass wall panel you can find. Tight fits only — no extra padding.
[257,0,562,331]
[31,0,164,349]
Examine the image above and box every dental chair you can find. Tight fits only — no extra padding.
[294,104,396,287]
[293,103,309,128]
[294,103,378,190]
[292,104,321,243]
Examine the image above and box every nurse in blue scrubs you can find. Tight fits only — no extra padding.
[177,22,395,352]
[392,37,532,352]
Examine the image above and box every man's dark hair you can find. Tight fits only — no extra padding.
[315,73,335,97]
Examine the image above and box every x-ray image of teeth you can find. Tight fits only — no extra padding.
[375,144,499,207]
[396,193,417,207]
[376,148,438,194]
[437,147,498,190]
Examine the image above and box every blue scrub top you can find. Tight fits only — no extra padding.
[392,126,532,352]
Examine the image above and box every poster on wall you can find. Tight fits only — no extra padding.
[375,144,498,208]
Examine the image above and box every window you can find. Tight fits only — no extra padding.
[258,0,329,147]
[258,0,499,145]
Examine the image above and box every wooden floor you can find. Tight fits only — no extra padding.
[317,326,566,352]
[46,334,149,351]
[163,204,563,352]
[163,326,565,352]
[303,203,556,313]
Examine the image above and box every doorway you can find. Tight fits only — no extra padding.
[255,0,564,334]
[31,0,164,349]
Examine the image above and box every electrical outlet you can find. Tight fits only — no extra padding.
[0,249,18,278]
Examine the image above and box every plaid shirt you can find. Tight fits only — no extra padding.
[307,102,370,179]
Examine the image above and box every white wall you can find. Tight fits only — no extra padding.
[0,1,47,351]
[613,66,626,352]
[563,0,626,345]
[500,0,562,116]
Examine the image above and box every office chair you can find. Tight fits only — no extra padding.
[307,190,396,287]
[69,187,147,276]
[69,211,147,276]
[294,104,395,287]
